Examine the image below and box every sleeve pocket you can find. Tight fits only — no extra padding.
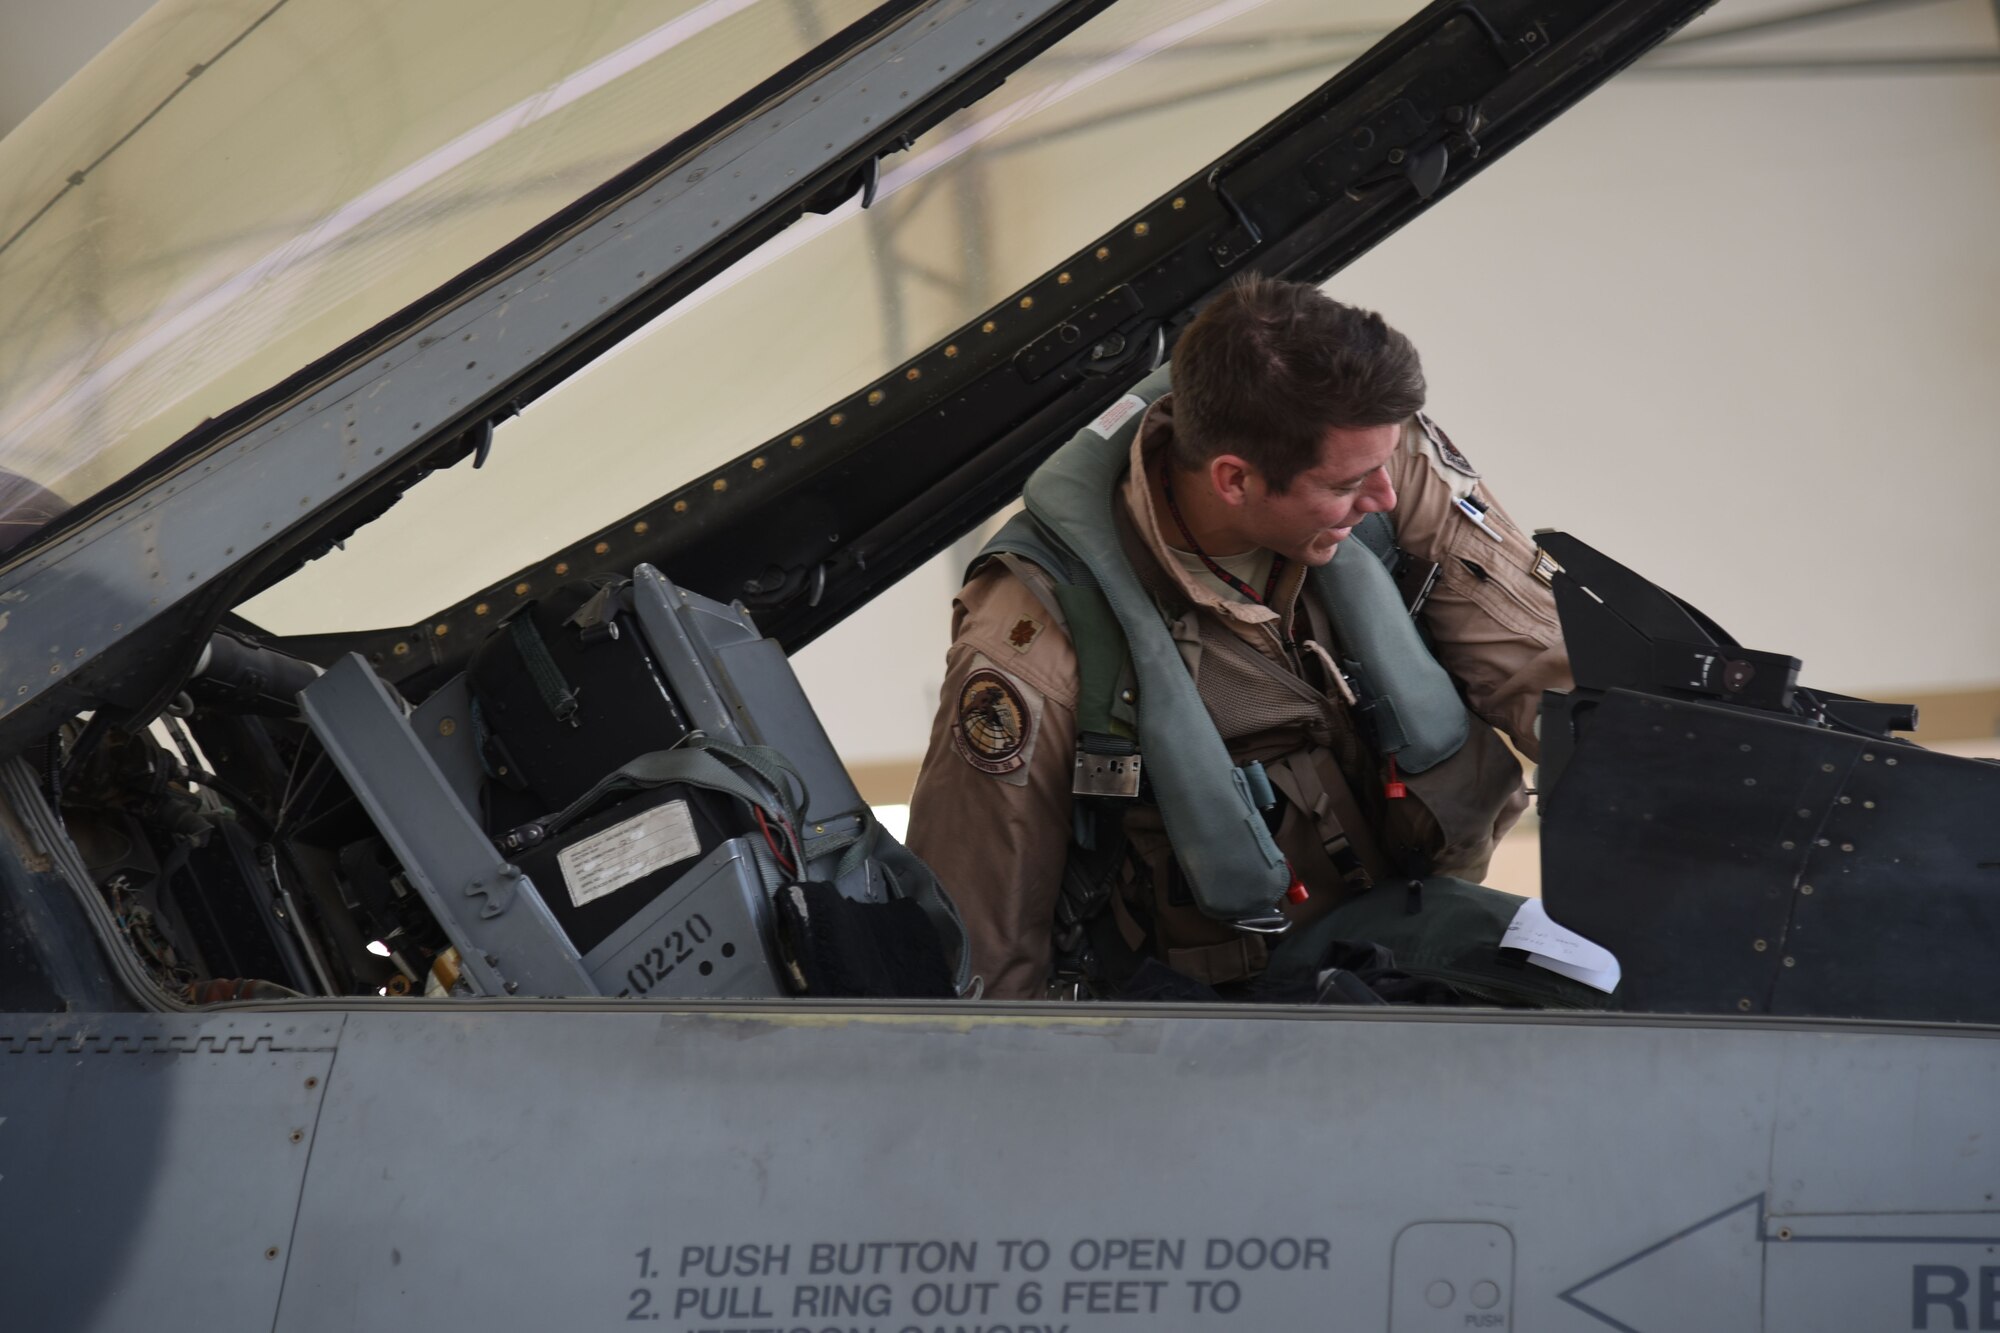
[1436,521,1561,640]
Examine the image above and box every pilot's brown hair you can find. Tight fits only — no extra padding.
[1168,274,1425,491]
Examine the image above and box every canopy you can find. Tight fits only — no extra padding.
[0,0,1408,629]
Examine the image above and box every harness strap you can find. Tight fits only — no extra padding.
[1051,583,1135,742]
[540,738,805,842]
[1050,818,1130,982]
[1272,749,1376,890]
[522,737,974,995]
[507,614,580,724]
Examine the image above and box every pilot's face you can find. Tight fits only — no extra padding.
[1234,421,1401,567]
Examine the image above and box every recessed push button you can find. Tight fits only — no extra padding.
[1392,1222,1515,1332]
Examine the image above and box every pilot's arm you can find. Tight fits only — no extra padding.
[905,562,1079,1000]
[1386,414,1572,760]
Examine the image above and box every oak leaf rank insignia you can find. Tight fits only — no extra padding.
[1006,615,1043,653]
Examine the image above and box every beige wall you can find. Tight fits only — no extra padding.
[0,0,154,140]
[1333,61,2000,701]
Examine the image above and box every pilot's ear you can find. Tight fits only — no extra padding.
[1207,454,1255,507]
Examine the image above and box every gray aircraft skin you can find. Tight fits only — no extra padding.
[2,2,1996,1332]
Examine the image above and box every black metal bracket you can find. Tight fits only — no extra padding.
[1013,285,1146,382]
[1080,323,1165,379]
[1206,168,1265,268]
[1372,1,1547,72]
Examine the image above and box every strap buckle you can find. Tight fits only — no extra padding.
[1073,733,1142,799]
[1073,748,1142,798]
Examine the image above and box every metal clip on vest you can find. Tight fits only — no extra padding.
[1232,913,1293,935]
[1073,740,1142,799]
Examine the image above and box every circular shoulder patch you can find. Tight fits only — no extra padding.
[952,668,1033,775]
[1419,412,1479,478]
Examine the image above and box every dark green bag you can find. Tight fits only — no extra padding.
[1263,877,1608,1009]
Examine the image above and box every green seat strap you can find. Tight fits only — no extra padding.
[538,742,973,996]
[541,738,802,839]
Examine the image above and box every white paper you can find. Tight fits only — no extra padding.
[557,800,701,908]
[1083,393,1147,439]
[1502,898,1621,994]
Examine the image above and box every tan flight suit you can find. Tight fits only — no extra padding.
[905,395,1572,999]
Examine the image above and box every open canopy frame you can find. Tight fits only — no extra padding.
[0,0,1707,752]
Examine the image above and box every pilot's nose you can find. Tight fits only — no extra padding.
[1356,467,1396,515]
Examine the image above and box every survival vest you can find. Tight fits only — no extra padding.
[976,365,1481,944]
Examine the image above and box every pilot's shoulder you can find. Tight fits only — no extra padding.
[1393,411,1481,502]
[952,559,1080,706]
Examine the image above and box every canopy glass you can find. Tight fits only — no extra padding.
[0,0,882,538]
[243,0,1408,633]
[0,0,1415,631]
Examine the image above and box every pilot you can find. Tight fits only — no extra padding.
[905,274,1578,1002]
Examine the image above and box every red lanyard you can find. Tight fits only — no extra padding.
[1162,477,1287,606]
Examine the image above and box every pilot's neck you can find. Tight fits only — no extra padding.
[1150,461,1257,559]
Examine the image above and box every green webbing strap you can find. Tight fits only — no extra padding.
[542,738,804,840]
[802,818,872,880]
[539,742,975,996]
[980,514,1138,744]
[699,737,812,819]
[1051,582,1135,740]
[508,614,580,723]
